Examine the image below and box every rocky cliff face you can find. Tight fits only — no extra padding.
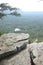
[0,33,43,65]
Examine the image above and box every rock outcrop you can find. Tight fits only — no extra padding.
[0,33,43,65]
[0,33,29,54]
[0,33,31,65]
[30,42,43,65]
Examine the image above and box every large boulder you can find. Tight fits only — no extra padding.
[0,33,29,54]
[0,33,31,65]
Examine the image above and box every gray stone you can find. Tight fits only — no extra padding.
[1,33,43,65]
[30,42,43,65]
[0,33,29,54]
[0,33,31,65]
[0,46,31,65]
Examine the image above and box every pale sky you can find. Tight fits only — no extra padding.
[0,0,43,11]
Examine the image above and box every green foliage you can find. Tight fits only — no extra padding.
[0,3,21,19]
[29,37,43,43]
[29,38,36,43]
[0,13,6,18]
[37,38,43,43]
[11,12,21,16]
[0,31,4,36]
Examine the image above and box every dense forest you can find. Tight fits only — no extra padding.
[0,3,43,42]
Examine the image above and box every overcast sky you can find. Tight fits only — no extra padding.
[0,0,43,11]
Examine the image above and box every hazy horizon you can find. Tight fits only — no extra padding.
[0,0,43,11]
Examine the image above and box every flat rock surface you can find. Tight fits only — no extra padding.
[0,33,29,54]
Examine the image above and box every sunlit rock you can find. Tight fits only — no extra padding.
[30,42,43,65]
[0,33,31,65]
